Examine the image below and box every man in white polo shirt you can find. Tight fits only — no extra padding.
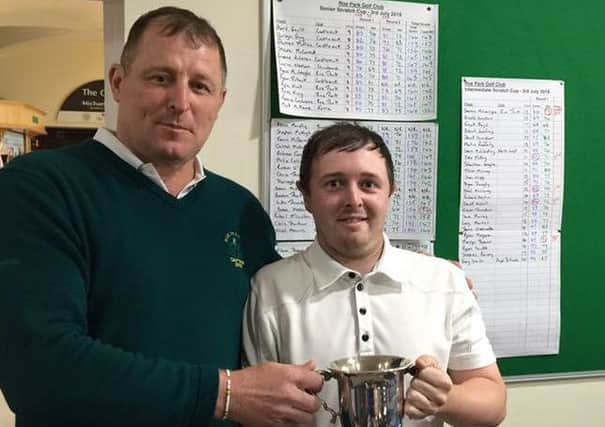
[243,122,506,427]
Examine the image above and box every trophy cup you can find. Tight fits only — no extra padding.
[319,355,417,427]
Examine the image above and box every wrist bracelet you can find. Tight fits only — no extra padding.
[222,369,232,421]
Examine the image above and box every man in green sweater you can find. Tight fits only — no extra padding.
[0,6,322,427]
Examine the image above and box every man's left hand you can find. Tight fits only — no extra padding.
[404,355,453,420]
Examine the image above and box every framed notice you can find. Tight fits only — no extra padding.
[0,129,27,166]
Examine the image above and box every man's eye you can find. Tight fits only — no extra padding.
[361,180,378,189]
[192,82,209,93]
[325,180,342,189]
[150,75,168,84]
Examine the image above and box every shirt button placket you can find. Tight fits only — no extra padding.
[354,278,372,353]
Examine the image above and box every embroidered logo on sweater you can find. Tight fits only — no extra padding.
[224,232,245,269]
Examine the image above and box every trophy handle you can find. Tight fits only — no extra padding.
[320,396,339,424]
[316,369,339,424]
[317,368,334,381]
[407,363,418,376]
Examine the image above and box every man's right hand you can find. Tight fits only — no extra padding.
[222,360,323,427]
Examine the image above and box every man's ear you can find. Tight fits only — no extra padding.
[389,183,397,197]
[108,64,125,102]
[296,181,312,213]
[219,87,227,107]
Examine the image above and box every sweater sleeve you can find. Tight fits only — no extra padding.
[0,165,217,426]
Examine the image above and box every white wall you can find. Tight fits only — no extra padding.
[0,1,604,426]
[502,378,605,426]
[0,391,13,427]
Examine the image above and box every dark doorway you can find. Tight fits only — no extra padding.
[33,127,97,150]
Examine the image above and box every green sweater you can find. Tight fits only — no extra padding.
[0,141,278,426]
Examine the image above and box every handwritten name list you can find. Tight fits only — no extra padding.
[271,119,437,241]
[459,77,564,357]
[273,0,437,120]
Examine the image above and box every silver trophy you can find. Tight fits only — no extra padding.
[319,355,417,427]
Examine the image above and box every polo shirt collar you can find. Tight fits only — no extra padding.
[303,240,351,291]
[303,234,404,291]
[94,128,205,198]
[371,236,408,287]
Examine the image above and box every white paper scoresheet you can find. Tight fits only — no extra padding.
[273,0,438,120]
[459,77,564,357]
[270,119,437,241]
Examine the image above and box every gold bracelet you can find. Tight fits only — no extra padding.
[222,369,232,421]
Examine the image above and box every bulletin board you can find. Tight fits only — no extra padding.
[261,0,605,379]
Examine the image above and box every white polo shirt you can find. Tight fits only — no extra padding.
[243,235,496,427]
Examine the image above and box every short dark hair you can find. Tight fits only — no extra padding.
[120,6,227,83]
[298,122,395,193]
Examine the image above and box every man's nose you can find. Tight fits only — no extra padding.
[168,82,190,114]
[344,183,363,207]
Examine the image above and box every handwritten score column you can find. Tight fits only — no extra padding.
[459,77,564,357]
[273,0,437,120]
[271,119,437,241]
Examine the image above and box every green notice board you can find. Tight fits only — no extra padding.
[269,1,605,378]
